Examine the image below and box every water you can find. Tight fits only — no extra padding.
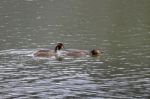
[0,0,150,99]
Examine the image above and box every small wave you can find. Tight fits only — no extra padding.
[0,49,34,56]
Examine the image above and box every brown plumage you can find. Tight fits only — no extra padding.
[65,49,101,57]
[34,43,64,57]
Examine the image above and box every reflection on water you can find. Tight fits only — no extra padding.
[0,0,150,99]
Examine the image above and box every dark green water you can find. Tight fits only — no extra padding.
[0,0,150,99]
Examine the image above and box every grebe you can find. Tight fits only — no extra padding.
[34,43,64,57]
[65,49,101,57]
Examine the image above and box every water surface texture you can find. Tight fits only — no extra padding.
[0,0,150,99]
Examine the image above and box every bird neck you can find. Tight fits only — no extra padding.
[55,46,58,53]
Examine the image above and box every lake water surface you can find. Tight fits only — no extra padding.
[0,0,150,99]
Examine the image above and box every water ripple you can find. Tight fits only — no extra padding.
[0,46,149,98]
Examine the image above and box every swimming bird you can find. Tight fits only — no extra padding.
[65,49,101,57]
[33,43,64,57]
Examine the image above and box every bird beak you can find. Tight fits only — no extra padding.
[62,45,65,49]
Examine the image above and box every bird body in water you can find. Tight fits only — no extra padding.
[33,43,64,58]
[65,49,101,57]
